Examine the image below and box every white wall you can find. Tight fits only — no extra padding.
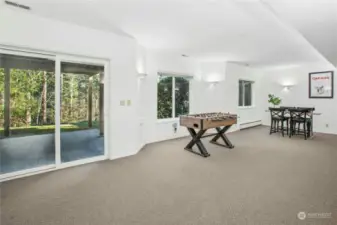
[227,63,264,127]
[0,6,267,162]
[0,7,141,159]
[136,45,148,149]
[193,62,263,132]
[140,50,196,143]
[260,63,337,134]
[139,50,265,143]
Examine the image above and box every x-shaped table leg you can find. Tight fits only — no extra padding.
[210,126,234,148]
[185,128,210,157]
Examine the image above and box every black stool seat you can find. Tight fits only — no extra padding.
[292,117,311,122]
[269,107,289,137]
[272,116,288,121]
[289,108,312,140]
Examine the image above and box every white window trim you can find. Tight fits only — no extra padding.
[238,105,256,110]
[157,74,192,121]
[238,79,254,108]
[156,118,180,124]
[172,76,176,118]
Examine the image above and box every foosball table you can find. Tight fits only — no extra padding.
[180,112,238,157]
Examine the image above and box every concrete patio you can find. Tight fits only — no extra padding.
[0,129,104,174]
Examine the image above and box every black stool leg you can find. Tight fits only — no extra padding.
[297,123,300,134]
[277,121,279,132]
[289,121,293,138]
[270,119,274,135]
[307,121,311,138]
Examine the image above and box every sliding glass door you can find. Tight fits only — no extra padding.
[0,52,56,175]
[0,49,107,180]
[60,61,105,163]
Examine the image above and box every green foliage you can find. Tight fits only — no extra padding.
[157,76,189,119]
[0,69,4,126]
[268,94,282,106]
[10,69,47,126]
[157,76,173,119]
[0,68,101,134]
[174,77,189,117]
[0,121,99,136]
[61,73,100,124]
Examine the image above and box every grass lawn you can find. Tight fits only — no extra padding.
[0,121,99,136]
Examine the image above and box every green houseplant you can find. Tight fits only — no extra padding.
[268,94,282,107]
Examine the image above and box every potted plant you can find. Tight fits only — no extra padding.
[268,94,282,107]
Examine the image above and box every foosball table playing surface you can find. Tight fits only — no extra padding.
[180,112,238,157]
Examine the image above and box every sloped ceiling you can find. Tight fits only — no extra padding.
[263,0,337,67]
[1,0,335,68]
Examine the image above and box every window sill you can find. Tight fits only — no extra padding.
[238,106,256,110]
[156,118,179,124]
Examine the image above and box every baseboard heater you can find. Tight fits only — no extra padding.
[239,120,262,130]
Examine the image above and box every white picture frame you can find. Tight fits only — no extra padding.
[309,71,334,98]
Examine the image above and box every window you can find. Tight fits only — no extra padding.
[239,80,253,107]
[175,77,190,117]
[157,75,190,119]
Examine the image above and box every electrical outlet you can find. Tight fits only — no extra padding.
[172,123,178,133]
[326,124,329,128]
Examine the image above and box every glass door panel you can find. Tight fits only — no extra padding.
[0,53,56,174]
[60,62,104,163]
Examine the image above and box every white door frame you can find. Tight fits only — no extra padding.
[56,54,109,168]
[0,47,109,182]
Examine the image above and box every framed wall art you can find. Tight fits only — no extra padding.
[309,71,334,98]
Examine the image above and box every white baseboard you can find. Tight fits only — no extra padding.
[239,120,262,130]
[109,142,147,160]
[139,143,146,151]
[146,134,189,145]
[110,151,138,160]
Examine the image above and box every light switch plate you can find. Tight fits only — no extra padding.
[120,100,125,106]
[127,100,131,106]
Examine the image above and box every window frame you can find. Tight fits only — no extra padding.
[238,79,255,108]
[157,73,191,120]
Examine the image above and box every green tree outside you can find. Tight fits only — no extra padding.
[157,76,189,119]
[0,69,101,136]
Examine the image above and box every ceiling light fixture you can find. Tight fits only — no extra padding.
[209,81,219,88]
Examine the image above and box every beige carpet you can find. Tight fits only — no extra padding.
[1,126,337,225]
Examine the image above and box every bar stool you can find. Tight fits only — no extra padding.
[296,107,315,138]
[269,107,289,137]
[289,108,311,140]
[280,106,294,122]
